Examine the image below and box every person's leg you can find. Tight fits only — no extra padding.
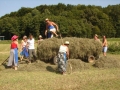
[103,47,107,56]
[14,48,18,70]
[28,49,33,63]
[50,28,58,37]
[32,49,37,61]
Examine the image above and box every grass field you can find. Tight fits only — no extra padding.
[0,41,120,90]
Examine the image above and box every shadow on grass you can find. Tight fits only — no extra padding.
[46,66,56,73]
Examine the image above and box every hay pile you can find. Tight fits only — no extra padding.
[94,56,120,68]
[37,37,102,62]
[67,59,90,73]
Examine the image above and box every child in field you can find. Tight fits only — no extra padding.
[20,35,29,61]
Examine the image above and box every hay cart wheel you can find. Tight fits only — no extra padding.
[88,55,95,63]
[53,56,58,65]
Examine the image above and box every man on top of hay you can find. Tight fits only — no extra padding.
[45,18,59,38]
[57,41,69,75]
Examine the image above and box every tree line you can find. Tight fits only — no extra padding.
[0,3,120,39]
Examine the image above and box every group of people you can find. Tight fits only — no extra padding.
[7,33,69,75]
[7,34,44,70]
[6,18,107,75]
[94,34,108,56]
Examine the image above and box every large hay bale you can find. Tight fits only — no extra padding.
[94,56,120,68]
[37,37,102,63]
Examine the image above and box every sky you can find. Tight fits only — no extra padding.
[0,0,120,17]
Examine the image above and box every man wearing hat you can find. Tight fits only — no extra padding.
[94,34,100,42]
[57,41,69,75]
[7,35,19,70]
[45,18,59,38]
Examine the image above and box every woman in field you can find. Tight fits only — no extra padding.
[20,35,29,61]
[102,36,108,56]
[7,35,19,70]
[57,41,69,75]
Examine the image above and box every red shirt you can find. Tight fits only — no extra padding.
[11,42,17,49]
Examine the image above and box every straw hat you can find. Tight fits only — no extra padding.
[45,18,49,21]
[11,35,18,41]
[64,41,69,45]
[95,34,98,37]
[39,35,42,38]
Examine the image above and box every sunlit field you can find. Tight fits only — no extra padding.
[0,39,120,90]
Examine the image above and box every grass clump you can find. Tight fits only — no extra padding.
[94,56,120,68]
[37,37,102,62]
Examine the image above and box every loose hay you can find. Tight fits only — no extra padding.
[94,56,120,68]
[37,37,102,62]
[67,59,90,73]
[18,60,56,71]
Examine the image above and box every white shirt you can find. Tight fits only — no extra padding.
[27,38,35,49]
[59,45,67,53]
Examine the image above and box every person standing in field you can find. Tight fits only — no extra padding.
[7,35,19,70]
[94,34,100,42]
[27,34,37,63]
[37,35,43,45]
[57,41,69,75]
[45,18,59,38]
[20,35,29,61]
[102,35,108,56]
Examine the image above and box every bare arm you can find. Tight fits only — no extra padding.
[66,47,69,59]
[52,22,59,32]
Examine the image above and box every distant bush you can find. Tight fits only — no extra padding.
[94,56,120,68]
[108,42,120,54]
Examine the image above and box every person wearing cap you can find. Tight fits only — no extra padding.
[45,18,59,38]
[7,35,19,70]
[57,41,69,75]
[37,35,43,45]
[27,34,37,63]
[94,34,100,42]
[20,35,29,61]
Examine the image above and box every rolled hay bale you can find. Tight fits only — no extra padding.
[67,59,91,73]
[94,56,120,68]
[37,37,102,63]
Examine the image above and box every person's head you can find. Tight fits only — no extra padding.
[23,35,27,41]
[64,41,69,46]
[11,35,18,41]
[29,34,33,40]
[94,34,98,40]
[103,35,106,40]
[103,35,106,38]
[39,35,42,39]
[45,18,50,23]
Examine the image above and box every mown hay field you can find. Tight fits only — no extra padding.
[0,39,120,90]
